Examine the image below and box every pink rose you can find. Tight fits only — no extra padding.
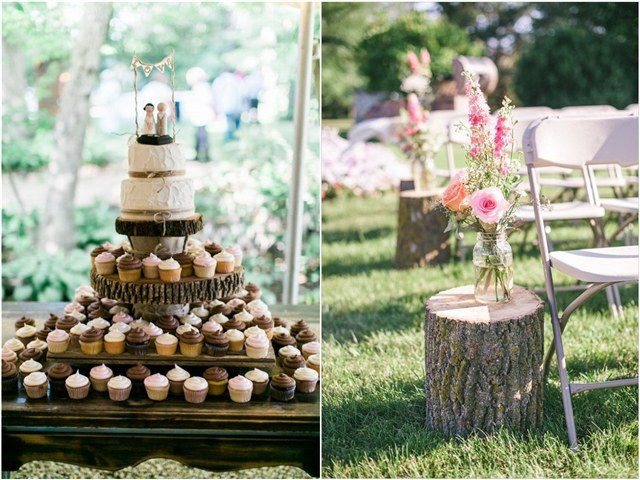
[469,187,510,224]
[442,169,469,212]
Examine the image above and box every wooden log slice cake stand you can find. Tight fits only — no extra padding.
[424,285,544,438]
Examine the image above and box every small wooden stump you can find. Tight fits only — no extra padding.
[394,188,451,269]
[424,285,544,438]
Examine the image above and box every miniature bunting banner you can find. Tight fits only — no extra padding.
[130,52,174,77]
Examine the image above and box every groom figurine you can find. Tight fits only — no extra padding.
[138,102,173,145]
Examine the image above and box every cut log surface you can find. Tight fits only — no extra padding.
[90,268,244,304]
[424,285,544,438]
[394,189,451,268]
[115,214,203,237]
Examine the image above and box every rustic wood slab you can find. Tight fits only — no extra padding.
[424,285,544,438]
[115,214,203,236]
[394,188,451,269]
[90,267,244,304]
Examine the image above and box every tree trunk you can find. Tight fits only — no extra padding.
[2,35,28,142]
[424,285,544,438]
[38,3,112,253]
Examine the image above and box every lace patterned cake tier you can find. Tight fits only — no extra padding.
[120,177,195,221]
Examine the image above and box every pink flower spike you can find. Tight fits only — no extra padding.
[407,51,420,74]
[406,93,426,124]
[420,49,431,65]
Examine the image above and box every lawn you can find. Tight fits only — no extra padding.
[321,192,638,478]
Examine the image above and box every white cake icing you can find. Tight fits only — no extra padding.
[120,141,195,221]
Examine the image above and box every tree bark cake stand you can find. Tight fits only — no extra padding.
[424,285,544,438]
[394,188,451,269]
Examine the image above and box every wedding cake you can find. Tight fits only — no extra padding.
[120,140,195,221]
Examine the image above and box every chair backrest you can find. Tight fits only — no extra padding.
[559,104,618,115]
[523,115,639,169]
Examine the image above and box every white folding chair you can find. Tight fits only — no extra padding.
[523,115,639,450]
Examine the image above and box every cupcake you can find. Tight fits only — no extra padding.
[290,319,310,337]
[2,346,18,364]
[278,345,302,366]
[64,302,85,315]
[193,253,217,279]
[44,313,59,331]
[126,328,150,356]
[234,309,254,329]
[208,299,225,310]
[69,323,90,349]
[253,315,274,340]
[294,367,319,393]
[109,305,129,316]
[89,364,114,392]
[302,341,321,359]
[155,333,178,355]
[201,320,223,336]
[157,315,179,334]
[283,354,306,377]
[23,371,48,399]
[109,322,131,335]
[166,364,191,395]
[243,326,264,339]
[211,313,230,327]
[95,251,117,275]
[78,327,104,355]
[225,329,245,352]
[227,298,247,314]
[68,310,87,323]
[2,360,19,394]
[65,370,90,399]
[112,312,134,324]
[74,285,98,307]
[111,245,125,259]
[158,257,182,283]
[296,329,318,350]
[87,318,110,334]
[191,304,211,323]
[183,376,208,403]
[226,245,243,267]
[175,324,194,339]
[246,299,270,319]
[90,244,111,269]
[88,306,112,322]
[117,254,143,282]
[35,326,53,342]
[204,331,230,357]
[144,373,170,401]
[144,322,163,346]
[210,303,233,317]
[100,298,119,311]
[130,318,149,330]
[46,329,70,354]
[223,317,245,333]
[107,375,132,401]
[204,241,223,256]
[227,375,252,403]
[26,339,48,357]
[272,325,289,338]
[245,368,269,396]
[245,333,270,359]
[103,330,126,354]
[273,317,289,329]
[18,347,44,364]
[180,312,203,330]
[126,363,151,396]
[214,250,235,274]
[14,316,36,332]
[16,325,37,347]
[174,252,194,278]
[270,373,296,402]
[179,328,204,357]
[55,315,79,333]
[47,362,73,395]
[203,367,228,396]
[142,253,162,279]
[3,338,25,356]
[243,283,262,302]
[307,353,321,374]
[272,332,297,355]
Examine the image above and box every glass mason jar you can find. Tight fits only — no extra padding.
[472,232,514,303]
[412,156,435,192]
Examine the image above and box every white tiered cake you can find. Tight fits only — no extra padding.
[120,140,195,221]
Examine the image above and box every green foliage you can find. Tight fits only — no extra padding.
[514,3,638,108]
[356,12,484,94]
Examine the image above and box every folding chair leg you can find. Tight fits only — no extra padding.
[605,286,621,319]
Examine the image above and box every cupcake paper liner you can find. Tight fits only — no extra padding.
[24,381,49,399]
[206,379,228,396]
[168,379,186,396]
[245,345,269,359]
[204,344,229,357]
[295,379,318,394]
[79,340,103,355]
[66,383,90,400]
[108,385,132,401]
[104,341,126,355]
[90,376,112,392]
[145,385,170,401]
[155,342,178,355]
[271,385,295,402]
[228,387,252,403]
[47,339,70,354]
[179,342,203,357]
[126,342,149,357]
[183,387,207,403]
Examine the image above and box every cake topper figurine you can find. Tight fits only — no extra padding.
[131,51,176,145]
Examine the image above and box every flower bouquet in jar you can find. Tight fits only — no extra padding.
[440,71,523,303]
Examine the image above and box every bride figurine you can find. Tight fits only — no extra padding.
[156,102,168,136]
[142,103,156,135]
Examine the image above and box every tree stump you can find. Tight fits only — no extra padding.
[394,188,451,268]
[424,285,544,438]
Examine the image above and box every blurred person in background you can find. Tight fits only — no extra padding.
[186,66,214,161]
[243,69,264,124]
[212,68,245,142]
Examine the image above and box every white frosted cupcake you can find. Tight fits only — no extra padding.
[214,250,235,274]
[227,375,253,403]
[307,353,320,374]
[211,313,229,326]
[226,245,243,267]
[201,320,223,336]
[234,309,254,329]
[167,364,191,395]
[95,252,116,275]
[246,299,270,319]
[155,333,178,355]
[193,253,217,279]
[158,257,182,283]
[245,333,270,359]
[142,253,162,279]
[103,330,126,355]
[278,345,302,364]
[89,364,113,392]
[244,368,269,396]
[144,373,170,401]
[65,370,90,399]
[183,376,208,403]
[107,375,132,401]
[225,329,245,352]
[294,367,319,393]
[23,371,48,399]
[302,341,321,359]
[109,322,131,335]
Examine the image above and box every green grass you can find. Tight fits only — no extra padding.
[321,193,638,478]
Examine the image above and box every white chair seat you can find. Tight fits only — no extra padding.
[539,177,627,189]
[550,245,639,282]
[516,202,605,222]
[599,198,638,213]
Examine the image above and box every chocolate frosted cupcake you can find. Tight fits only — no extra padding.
[157,315,179,334]
[14,316,36,332]
[76,293,98,310]
[204,242,223,256]
[55,316,79,334]
[179,329,204,357]
[273,317,289,329]
[203,366,228,396]
[243,283,262,302]
[126,328,150,357]
[174,252,194,277]
[18,347,44,364]
[272,332,297,355]
[283,354,306,377]
[210,303,234,317]
[290,319,310,337]
[117,254,143,282]
[47,362,73,395]
[88,306,112,322]
[44,314,59,331]
[222,317,245,332]
[253,315,274,340]
[87,300,102,312]
[79,327,104,355]
[100,298,119,311]
[111,245,125,258]
[296,329,318,349]
[36,326,52,342]
[2,360,18,394]
[126,363,150,396]
[204,331,230,357]
[270,373,296,401]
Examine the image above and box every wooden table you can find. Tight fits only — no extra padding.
[2,302,320,477]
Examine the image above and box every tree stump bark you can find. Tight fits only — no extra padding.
[424,285,544,438]
[394,189,451,268]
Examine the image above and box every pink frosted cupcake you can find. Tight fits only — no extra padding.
[246,299,270,319]
[144,373,170,401]
[183,376,208,403]
[193,253,217,279]
[245,333,269,359]
[142,253,162,279]
[302,340,321,359]
[226,245,243,268]
[89,364,113,392]
[46,329,70,353]
[144,322,163,346]
[95,252,116,275]
[228,375,253,403]
[112,312,134,324]
[201,320,223,336]
[2,346,17,365]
